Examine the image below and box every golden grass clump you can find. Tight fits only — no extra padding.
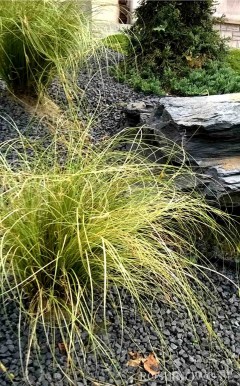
[0,0,94,96]
[0,128,234,381]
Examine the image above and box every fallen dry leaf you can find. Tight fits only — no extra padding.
[143,353,160,377]
[58,342,67,354]
[127,351,160,377]
[127,351,144,367]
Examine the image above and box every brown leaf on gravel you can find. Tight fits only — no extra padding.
[143,353,160,377]
[58,342,67,354]
[127,351,160,377]
[127,351,144,367]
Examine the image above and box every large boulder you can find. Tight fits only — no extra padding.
[123,94,240,207]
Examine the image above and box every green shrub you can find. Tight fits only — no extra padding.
[117,0,240,96]
[166,61,240,96]
[114,65,165,94]
[126,0,227,77]
[102,33,130,55]
[0,129,232,380]
[115,60,240,96]
[227,48,240,75]
[0,0,93,96]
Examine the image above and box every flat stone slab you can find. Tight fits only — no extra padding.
[156,93,240,133]
[152,93,240,158]
[123,94,240,207]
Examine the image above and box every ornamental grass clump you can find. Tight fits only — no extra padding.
[0,0,93,97]
[0,129,233,381]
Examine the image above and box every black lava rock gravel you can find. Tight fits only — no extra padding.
[0,51,157,162]
[0,264,239,386]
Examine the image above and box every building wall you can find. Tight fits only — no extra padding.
[91,0,240,47]
[130,0,140,13]
[214,0,240,23]
[91,0,119,36]
[92,0,119,24]
[91,0,141,36]
[214,22,240,48]
[214,0,240,48]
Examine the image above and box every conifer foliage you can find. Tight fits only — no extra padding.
[129,0,226,75]
[117,0,240,95]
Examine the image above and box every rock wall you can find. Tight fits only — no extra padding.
[214,22,240,48]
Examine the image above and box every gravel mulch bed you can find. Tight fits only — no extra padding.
[0,53,240,385]
[0,263,239,386]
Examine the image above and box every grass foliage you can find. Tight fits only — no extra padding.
[0,128,233,380]
[0,2,238,381]
[0,0,93,96]
[227,48,240,75]
[102,33,130,55]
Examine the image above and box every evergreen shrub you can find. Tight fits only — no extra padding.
[119,0,240,96]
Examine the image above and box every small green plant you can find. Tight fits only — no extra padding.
[115,60,240,96]
[165,61,240,96]
[0,0,93,96]
[102,33,130,55]
[227,48,240,75]
[113,65,166,95]
[0,126,234,381]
